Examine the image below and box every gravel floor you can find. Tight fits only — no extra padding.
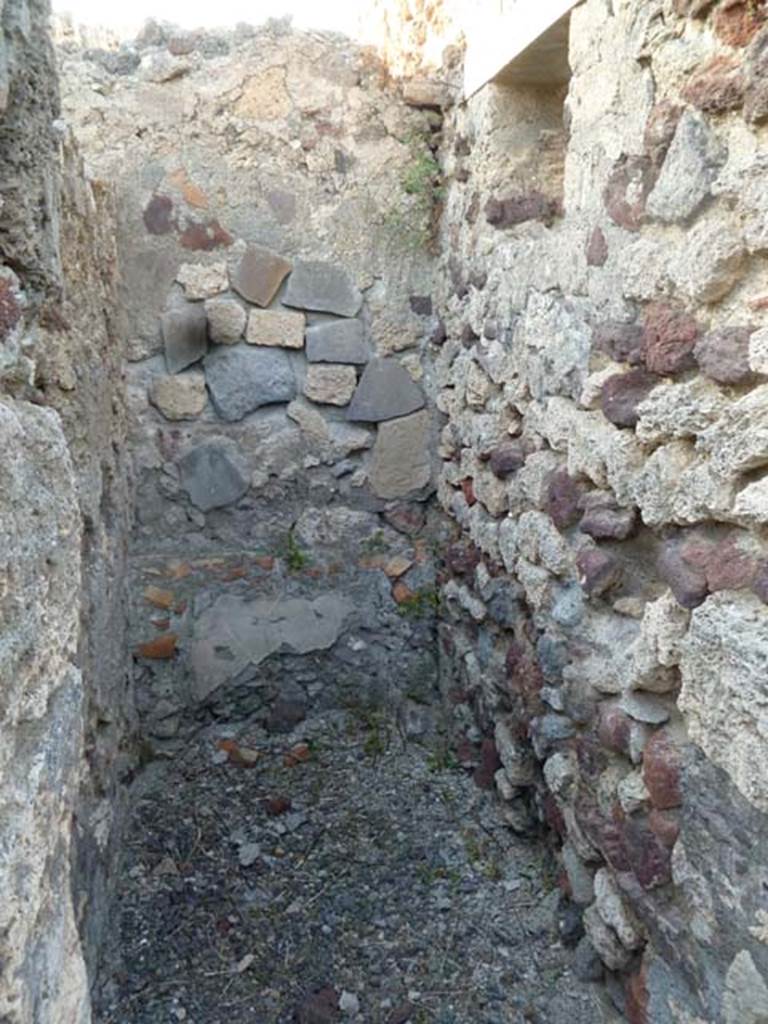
[96,709,617,1024]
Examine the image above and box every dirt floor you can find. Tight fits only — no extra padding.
[96,709,618,1024]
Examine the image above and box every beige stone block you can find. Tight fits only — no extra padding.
[370,410,431,499]
[149,370,207,420]
[176,261,228,300]
[246,309,305,349]
[302,364,357,406]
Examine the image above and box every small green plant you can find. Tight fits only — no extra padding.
[362,710,389,759]
[426,741,459,774]
[283,530,309,572]
[361,529,388,554]
[397,587,440,619]
[386,130,444,253]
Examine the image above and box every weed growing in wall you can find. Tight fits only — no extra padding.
[283,530,310,572]
[386,130,444,253]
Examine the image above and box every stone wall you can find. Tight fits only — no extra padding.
[56,22,447,755]
[428,1,768,1020]
[0,1,132,1020]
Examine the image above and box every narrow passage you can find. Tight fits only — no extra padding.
[97,709,616,1024]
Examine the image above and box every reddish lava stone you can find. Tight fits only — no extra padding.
[585,226,609,266]
[643,730,683,810]
[473,737,501,789]
[642,302,699,375]
[143,194,175,234]
[489,441,526,478]
[576,548,622,597]
[546,470,583,530]
[600,370,658,428]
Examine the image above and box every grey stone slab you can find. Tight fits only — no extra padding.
[346,357,425,423]
[306,319,369,364]
[204,345,295,422]
[283,260,362,317]
[369,409,431,499]
[178,437,250,512]
[646,111,727,224]
[230,244,292,307]
[161,302,208,373]
[190,592,351,700]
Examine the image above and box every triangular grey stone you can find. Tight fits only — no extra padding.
[346,357,425,423]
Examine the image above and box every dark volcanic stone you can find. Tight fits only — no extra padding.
[178,438,249,511]
[643,731,683,810]
[576,548,622,597]
[694,326,754,384]
[445,541,482,576]
[600,370,658,428]
[585,226,609,267]
[703,535,757,591]
[546,471,583,530]
[179,218,233,252]
[573,937,604,982]
[295,986,340,1024]
[745,25,768,122]
[485,191,560,228]
[657,539,708,608]
[489,442,525,478]
[714,1,767,48]
[592,322,645,366]
[143,194,175,235]
[430,318,447,345]
[473,737,501,789]
[161,302,208,373]
[204,345,296,421]
[306,320,368,364]
[579,493,638,540]
[644,101,683,170]
[753,560,768,604]
[346,358,425,423]
[266,697,307,734]
[283,260,362,317]
[603,154,655,231]
[621,818,673,889]
[383,502,426,536]
[682,55,745,113]
[642,302,699,375]
[409,295,433,315]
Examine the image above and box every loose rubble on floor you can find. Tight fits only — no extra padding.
[97,710,617,1024]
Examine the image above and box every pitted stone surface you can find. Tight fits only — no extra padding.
[203,345,296,421]
[305,319,368,363]
[149,370,207,420]
[679,592,768,812]
[303,363,357,406]
[347,358,425,422]
[646,110,727,223]
[283,260,362,317]
[190,593,352,700]
[204,298,246,344]
[176,261,228,300]
[178,437,250,511]
[246,308,305,349]
[230,245,292,307]
[161,303,208,373]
